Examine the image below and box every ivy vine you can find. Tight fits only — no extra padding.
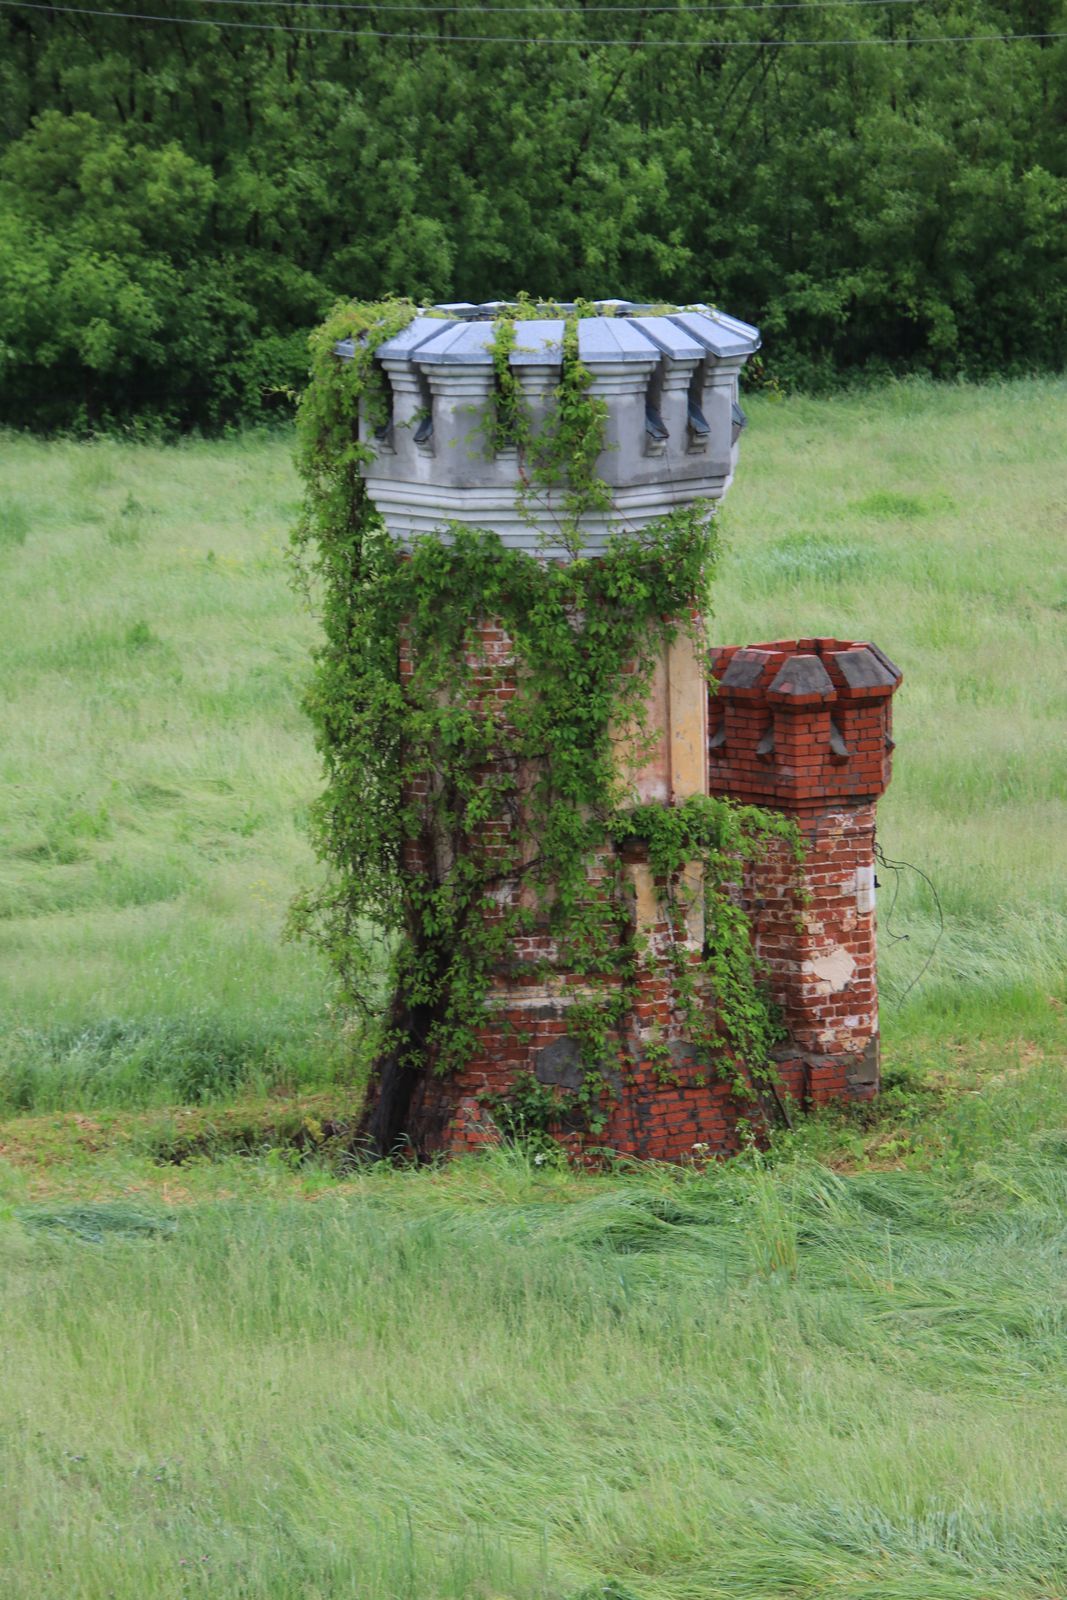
[291,298,801,1146]
[488,300,611,553]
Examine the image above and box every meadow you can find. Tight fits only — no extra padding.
[1,377,1064,1111]
[2,1069,1067,1600]
[1,377,1065,1598]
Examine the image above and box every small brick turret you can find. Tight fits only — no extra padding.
[708,638,902,1102]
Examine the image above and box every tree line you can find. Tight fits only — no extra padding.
[1,1,1064,430]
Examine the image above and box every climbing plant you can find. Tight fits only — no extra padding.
[489,301,611,553]
[291,298,800,1141]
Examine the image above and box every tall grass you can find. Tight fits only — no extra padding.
[0,432,347,1108]
[1,378,1065,1111]
[716,376,1067,1053]
[2,396,1065,1596]
[2,1061,1065,1598]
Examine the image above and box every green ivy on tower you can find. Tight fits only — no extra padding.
[291,298,801,1143]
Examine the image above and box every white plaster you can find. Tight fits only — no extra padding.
[625,862,661,931]
[356,308,760,550]
[805,946,857,991]
[855,865,876,916]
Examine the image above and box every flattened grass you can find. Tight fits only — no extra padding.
[2,1059,1066,1599]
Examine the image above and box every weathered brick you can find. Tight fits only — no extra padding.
[384,629,899,1161]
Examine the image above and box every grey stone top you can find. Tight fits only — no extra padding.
[338,301,760,366]
[341,301,761,556]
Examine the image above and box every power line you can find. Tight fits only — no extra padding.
[39,0,954,12]
[2,0,1063,44]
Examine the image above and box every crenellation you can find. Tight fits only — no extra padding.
[344,301,760,551]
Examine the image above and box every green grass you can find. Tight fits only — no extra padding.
[1,379,1065,1114]
[716,376,1067,1055]
[2,1059,1066,1599]
[1,384,1066,1596]
[0,431,345,1109]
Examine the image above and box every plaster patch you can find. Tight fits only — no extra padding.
[679,860,706,947]
[668,630,708,799]
[855,864,876,915]
[805,946,856,991]
[626,862,661,930]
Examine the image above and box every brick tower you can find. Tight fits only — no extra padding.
[346,302,902,1160]
[708,638,902,1103]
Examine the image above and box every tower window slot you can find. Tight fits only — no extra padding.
[371,363,395,453]
[756,723,775,762]
[413,369,434,454]
[731,400,747,445]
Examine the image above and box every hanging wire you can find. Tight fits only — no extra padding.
[1,0,1064,44]
[876,843,906,945]
[874,839,944,1005]
[10,0,960,12]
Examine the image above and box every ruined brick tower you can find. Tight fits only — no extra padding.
[708,637,901,1110]
[348,302,901,1159]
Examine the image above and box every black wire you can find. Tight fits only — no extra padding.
[874,839,944,1005]
[0,0,963,12]
[876,845,907,945]
[1,0,1064,43]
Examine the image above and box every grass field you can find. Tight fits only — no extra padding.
[1,378,1066,1599]
[0,430,335,1109]
[1,377,1064,1113]
[2,1065,1066,1599]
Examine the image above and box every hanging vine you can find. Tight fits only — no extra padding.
[291,298,801,1145]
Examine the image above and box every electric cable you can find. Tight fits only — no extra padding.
[2,0,1063,43]
[33,0,960,13]
[874,840,944,1004]
[875,840,906,945]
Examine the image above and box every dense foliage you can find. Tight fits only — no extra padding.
[1,2,1065,429]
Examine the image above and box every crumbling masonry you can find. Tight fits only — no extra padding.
[349,302,901,1160]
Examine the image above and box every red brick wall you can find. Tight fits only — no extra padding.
[384,625,900,1160]
[708,636,901,1112]
[738,809,880,1104]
